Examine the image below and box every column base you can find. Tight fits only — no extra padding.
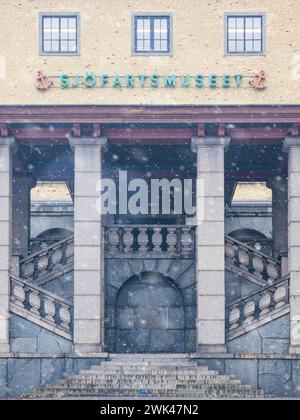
[73,344,103,355]
[289,346,300,355]
[196,345,227,355]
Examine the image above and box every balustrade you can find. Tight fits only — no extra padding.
[226,277,289,335]
[105,225,195,258]
[225,236,281,284]
[20,236,74,282]
[10,275,73,335]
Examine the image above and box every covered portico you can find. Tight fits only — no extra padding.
[0,105,299,356]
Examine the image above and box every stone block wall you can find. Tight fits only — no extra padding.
[105,258,196,353]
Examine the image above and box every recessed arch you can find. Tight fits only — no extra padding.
[115,271,185,353]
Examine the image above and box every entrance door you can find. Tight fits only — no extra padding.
[116,272,185,353]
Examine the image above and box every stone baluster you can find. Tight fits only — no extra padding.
[243,300,256,325]
[180,227,193,256]
[225,241,236,260]
[11,279,26,309]
[252,255,265,279]
[274,285,288,309]
[108,227,120,253]
[152,227,163,252]
[238,248,250,272]
[22,261,35,280]
[138,228,149,252]
[228,305,241,331]
[44,296,56,324]
[65,240,74,259]
[29,290,41,316]
[266,261,279,283]
[123,228,134,253]
[51,247,63,267]
[166,228,178,253]
[59,304,72,331]
[259,292,272,319]
[37,254,49,275]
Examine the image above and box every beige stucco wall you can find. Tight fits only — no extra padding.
[0,0,299,106]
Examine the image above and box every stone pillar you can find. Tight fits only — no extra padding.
[12,174,37,258]
[0,137,15,353]
[267,176,288,264]
[192,136,230,354]
[69,137,107,354]
[283,137,300,354]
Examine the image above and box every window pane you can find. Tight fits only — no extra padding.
[160,40,168,51]
[143,39,151,51]
[228,40,236,52]
[61,18,69,29]
[61,40,69,52]
[245,18,253,29]
[68,30,77,40]
[154,40,161,51]
[254,17,262,29]
[69,40,77,52]
[43,40,52,52]
[236,40,244,52]
[43,18,51,29]
[68,18,77,29]
[51,40,59,52]
[136,39,144,51]
[253,40,262,52]
[228,17,236,29]
[236,18,244,28]
[43,30,52,40]
[245,40,254,52]
[137,18,144,31]
[52,29,60,40]
[51,18,59,29]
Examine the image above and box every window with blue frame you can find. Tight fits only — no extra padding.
[226,15,264,54]
[41,15,79,54]
[134,15,171,54]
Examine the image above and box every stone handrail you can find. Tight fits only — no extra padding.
[105,225,195,258]
[10,275,73,340]
[20,236,74,284]
[225,235,281,286]
[226,276,289,340]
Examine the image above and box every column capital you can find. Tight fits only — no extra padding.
[191,136,231,153]
[0,137,15,148]
[69,136,107,151]
[282,137,300,153]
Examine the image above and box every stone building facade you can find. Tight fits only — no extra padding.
[0,0,300,398]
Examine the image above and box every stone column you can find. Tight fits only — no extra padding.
[267,176,288,271]
[12,174,37,258]
[192,136,230,354]
[0,137,15,353]
[283,137,300,354]
[69,137,107,354]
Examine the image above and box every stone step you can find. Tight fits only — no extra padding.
[101,360,197,366]
[109,354,191,359]
[35,388,263,398]
[77,371,225,381]
[29,358,265,399]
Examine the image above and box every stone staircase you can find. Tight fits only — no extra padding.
[10,231,287,343]
[32,355,264,399]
